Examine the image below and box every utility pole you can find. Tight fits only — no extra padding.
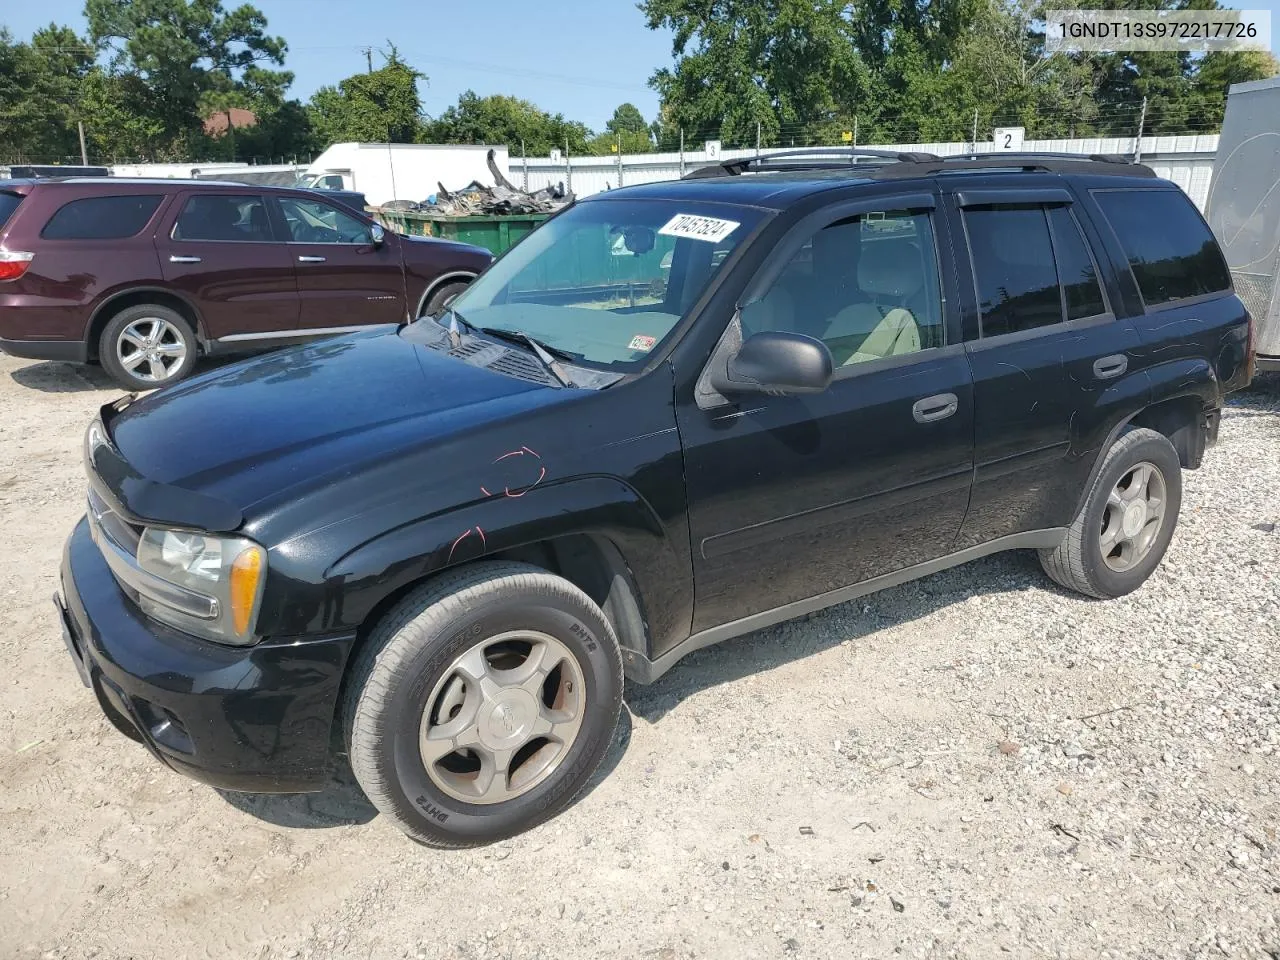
[853,116,858,149]
[678,128,685,178]
[564,136,572,194]
[521,139,528,192]
[616,134,623,188]
[1134,96,1148,163]
[755,120,761,158]
[363,47,373,73]
[972,109,979,150]
[77,121,88,166]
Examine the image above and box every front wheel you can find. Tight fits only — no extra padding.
[421,280,470,319]
[343,562,624,847]
[1039,427,1183,599]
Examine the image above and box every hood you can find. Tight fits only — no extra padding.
[103,326,559,525]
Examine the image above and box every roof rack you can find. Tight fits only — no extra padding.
[682,147,940,179]
[684,148,1155,181]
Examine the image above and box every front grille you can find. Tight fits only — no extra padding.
[87,486,142,555]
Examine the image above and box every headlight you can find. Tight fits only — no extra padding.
[136,528,267,645]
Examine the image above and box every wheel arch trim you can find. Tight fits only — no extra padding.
[323,476,673,661]
[86,286,208,355]
[1073,357,1218,516]
[414,271,478,318]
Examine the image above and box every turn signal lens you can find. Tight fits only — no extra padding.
[0,251,34,282]
[229,546,264,637]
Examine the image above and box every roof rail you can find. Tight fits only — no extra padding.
[869,152,1155,179]
[683,146,940,179]
[683,147,1155,181]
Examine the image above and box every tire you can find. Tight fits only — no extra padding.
[99,304,198,390]
[1039,427,1183,599]
[421,280,470,318]
[343,561,624,847]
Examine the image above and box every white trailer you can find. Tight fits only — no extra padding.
[302,143,509,206]
[1206,76,1280,372]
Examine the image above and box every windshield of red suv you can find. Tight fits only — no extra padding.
[440,198,766,370]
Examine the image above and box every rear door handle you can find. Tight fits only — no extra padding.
[168,255,201,264]
[1093,354,1128,379]
[297,255,327,263]
[912,392,959,423]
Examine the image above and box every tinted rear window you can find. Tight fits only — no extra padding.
[41,195,164,240]
[0,192,23,230]
[965,206,1063,337]
[1093,189,1231,307]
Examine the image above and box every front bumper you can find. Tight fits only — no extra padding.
[58,518,357,792]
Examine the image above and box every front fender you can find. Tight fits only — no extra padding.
[262,475,691,652]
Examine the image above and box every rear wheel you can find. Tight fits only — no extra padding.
[99,304,197,390]
[343,562,623,847]
[1039,427,1182,598]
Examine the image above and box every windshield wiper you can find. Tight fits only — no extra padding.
[477,327,577,388]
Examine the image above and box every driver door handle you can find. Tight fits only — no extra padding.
[297,255,326,263]
[1093,354,1128,379]
[168,255,201,263]
[912,393,959,423]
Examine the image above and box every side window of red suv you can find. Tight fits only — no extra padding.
[41,195,164,240]
[172,194,274,243]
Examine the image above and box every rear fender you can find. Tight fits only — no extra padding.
[1073,357,1218,514]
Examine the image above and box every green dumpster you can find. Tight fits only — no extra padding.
[377,212,550,257]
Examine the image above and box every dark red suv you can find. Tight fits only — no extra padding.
[0,178,492,389]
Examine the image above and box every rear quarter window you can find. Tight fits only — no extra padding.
[1092,189,1231,307]
[41,195,165,240]
[0,191,23,230]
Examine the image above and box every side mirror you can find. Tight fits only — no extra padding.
[710,331,833,397]
[370,222,386,247]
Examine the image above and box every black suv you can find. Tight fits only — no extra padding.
[56,149,1253,847]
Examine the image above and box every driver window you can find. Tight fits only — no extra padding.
[279,196,372,244]
[740,208,944,367]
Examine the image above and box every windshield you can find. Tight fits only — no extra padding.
[443,198,766,370]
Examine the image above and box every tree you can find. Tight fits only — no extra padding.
[606,103,649,136]
[84,0,291,156]
[425,91,592,155]
[641,0,876,146]
[0,26,94,162]
[641,0,1277,145]
[308,47,424,144]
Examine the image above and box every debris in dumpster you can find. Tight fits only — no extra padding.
[379,149,575,218]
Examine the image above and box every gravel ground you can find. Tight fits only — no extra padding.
[1,354,1277,960]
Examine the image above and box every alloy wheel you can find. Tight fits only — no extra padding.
[1098,460,1167,572]
[419,630,586,805]
[116,317,187,384]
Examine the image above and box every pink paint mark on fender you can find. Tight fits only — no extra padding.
[504,465,546,497]
[447,526,489,563]
[482,446,546,498]
[447,529,473,563]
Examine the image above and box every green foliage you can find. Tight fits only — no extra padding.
[424,91,593,155]
[641,0,1279,145]
[606,103,649,136]
[4,0,1277,166]
[0,26,94,161]
[307,46,424,144]
[84,0,292,156]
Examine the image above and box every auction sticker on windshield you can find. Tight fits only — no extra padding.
[658,213,740,243]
